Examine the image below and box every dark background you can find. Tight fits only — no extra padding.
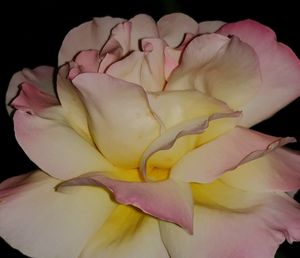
[0,1,299,257]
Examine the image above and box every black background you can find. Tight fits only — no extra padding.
[0,1,300,257]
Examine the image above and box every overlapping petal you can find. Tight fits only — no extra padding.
[6,66,56,114]
[218,19,300,126]
[0,171,116,258]
[56,173,194,233]
[171,127,295,183]
[58,17,125,65]
[72,73,160,168]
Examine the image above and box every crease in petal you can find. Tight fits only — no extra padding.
[0,171,116,258]
[56,173,194,233]
[171,126,296,183]
[72,73,160,168]
[139,111,241,179]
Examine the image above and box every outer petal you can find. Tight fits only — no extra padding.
[11,83,58,115]
[160,205,287,258]
[80,206,169,258]
[222,147,300,192]
[171,127,295,183]
[72,73,160,168]
[157,13,198,47]
[161,180,300,258]
[0,171,116,258]
[107,38,165,91]
[139,112,241,178]
[166,34,261,109]
[57,173,193,233]
[198,20,226,34]
[14,110,117,180]
[6,66,55,114]
[57,64,93,144]
[58,17,125,65]
[218,19,300,126]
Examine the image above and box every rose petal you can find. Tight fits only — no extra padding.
[72,73,160,168]
[160,204,286,258]
[58,17,125,65]
[198,20,226,34]
[80,206,169,258]
[57,64,93,143]
[0,171,116,258]
[157,13,198,47]
[6,66,55,114]
[171,127,295,183]
[14,110,116,180]
[139,112,241,179]
[222,147,300,192]
[160,179,300,258]
[129,14,159,50]
[11,83,58,115]
[166,34,261,110]
[218,19,300,127]
[147,90,233,129]
[107,38,165,91]
[56,173,194,233]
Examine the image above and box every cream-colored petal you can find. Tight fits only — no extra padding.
[80,206,169,258]
[166,34,261,110]
[0,171,116,258]
[107,38,165,91]
[58,16,125,65]
[14,110,117,180]
[140,112,241,178]
[171,127,295,183]
[72,73,160,168]
[198,20,226,34]
[157,13,198,47]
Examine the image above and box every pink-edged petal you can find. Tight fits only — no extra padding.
[198,20,226,34]
[0,171,116,258]
[81,210,169,258]
[160,202,295,258]
[13,110,117,180]
[56,173,194,233]
[129,14,159,50]
[68,49,101,79]
[58,17,125,65]
[166,34,261,109]
[157,13,198,47]
[171,127,295,183]
[139,112,241,179]
[57,64,93,143]
[11,83,58,115]
[222,147,300,192]
[72,73,160,168]
[107,38,165,91]
[218,19,300,127]
[6,66,55,114]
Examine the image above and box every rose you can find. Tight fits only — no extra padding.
[1,13,300,258]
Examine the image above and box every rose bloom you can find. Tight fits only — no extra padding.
[1,13,300,258]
